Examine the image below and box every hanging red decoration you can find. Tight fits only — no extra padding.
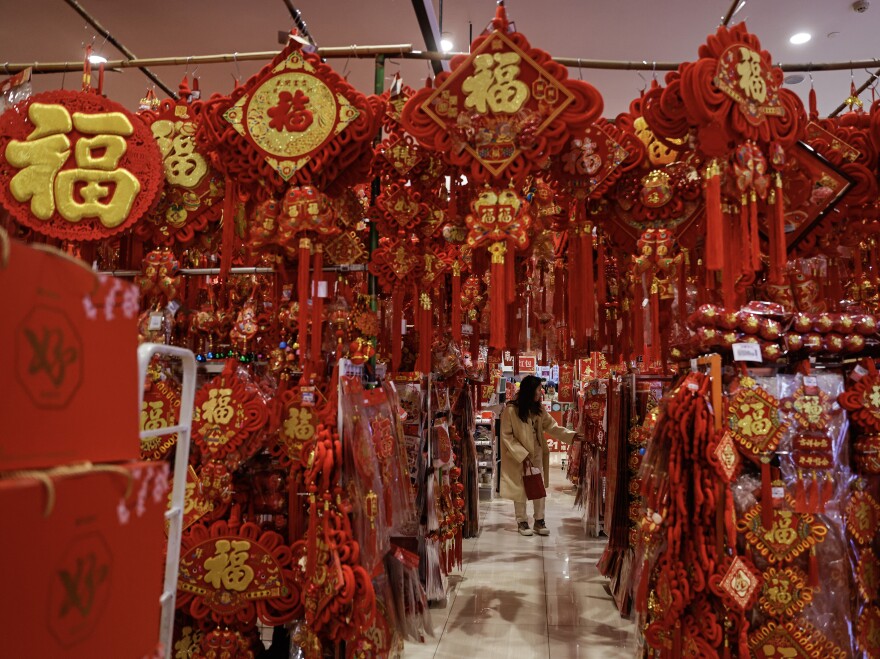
[177,516,301,626]
[192,361,269,465]
[0,89,163,241]
[198,36,381,198]
[137,78,225,246]
[401,3,603,185]
[465,186,532,349]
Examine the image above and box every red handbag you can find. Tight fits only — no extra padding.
[522,459,546,500]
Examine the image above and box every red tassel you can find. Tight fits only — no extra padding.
[678,250,689,328]
[311,246,323,364]
[451,261,462,344]
[220,177,236,280]
[632,285,644,359]
[809,86,818,119]
[505,239,516,304]
[740,196,752,275]
[489,242,507,350]
[417,293,432,373]
[723,209,737,310]
[583,227,595,334]
[567,233,582,344]
[822,474,834,509]
[872,243,880,287]
[597,237,607,307]
[761,458,774,530]
[855,245,864,280]
[750,191,761,272]
[297,237,311,355]
[650,281,661,365]
[808,546,819,587]
[773,176,788,281]
[810,474,821,514]
[795,470,807,513]
[705,161,724,270]
[391,295,402,373]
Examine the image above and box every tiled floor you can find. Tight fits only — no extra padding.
[403,475,638,658]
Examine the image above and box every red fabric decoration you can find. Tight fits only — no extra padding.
[197,38,381,199]
[177,514,301,626]
[136,80,225,246]
[401,3,603,185]
[192,361,270,466]
[0,89,163,241]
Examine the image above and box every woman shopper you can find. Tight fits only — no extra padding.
[499,375,581,536]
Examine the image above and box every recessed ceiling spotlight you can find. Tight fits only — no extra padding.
[440,38,454,53]
[784,74,805,84]
[88,54,107,64]
[789,32,812,45]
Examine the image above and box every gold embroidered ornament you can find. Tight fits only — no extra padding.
[748,620,848,659]
[757,566,814,619]
[846,486,880,546]
[0,90,163,241]
[858,547,880,603]
[737,493,828,564]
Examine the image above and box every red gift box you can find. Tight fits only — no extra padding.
[0,460,169,658]
[0,233,140,470]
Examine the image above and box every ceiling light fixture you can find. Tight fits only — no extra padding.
[88,54,107,64]
[789,32,812,45]
[440,37,454,53]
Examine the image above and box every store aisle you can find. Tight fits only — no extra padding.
[403,479,637,658]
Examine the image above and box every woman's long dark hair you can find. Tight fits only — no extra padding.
[513,375,544,422]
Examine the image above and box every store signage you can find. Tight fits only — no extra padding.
[517,355,537,373]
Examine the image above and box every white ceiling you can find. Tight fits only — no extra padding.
[2,0,879,119]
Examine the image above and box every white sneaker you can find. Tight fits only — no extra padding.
[517,521,533,536]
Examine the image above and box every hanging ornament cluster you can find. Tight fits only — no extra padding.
[642,23,807,306]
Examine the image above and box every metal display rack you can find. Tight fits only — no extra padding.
[136,343,197,659]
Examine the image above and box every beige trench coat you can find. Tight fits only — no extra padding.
[499,403,576,502]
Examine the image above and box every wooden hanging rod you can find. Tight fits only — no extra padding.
[4,46,880,75]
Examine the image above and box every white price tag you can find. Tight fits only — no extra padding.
[732,343,763,363]
[803,376,818,388]
[315,281,329,298]
[148,312,163,331]
[690,358,698,372]
[854,364,868,381]
[771,486,785,500]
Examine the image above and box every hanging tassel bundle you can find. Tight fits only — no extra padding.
[583,225,595,335]
[489,241,507,350]
[297,236,312,355]
[416,292,432,374]
[739,195,752,276]
[451,260,462,344]
[678,250,689,328]
[310,246,324,366]
[220,177,237,280]
[649,278,661,366]
[704,160,724,271]
[391,294,402,373]
[567,230,584,346]
[771,174,788,282]
[749,190,761,272]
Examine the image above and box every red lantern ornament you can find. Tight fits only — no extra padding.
[0,89,163,241]
[401,3,603,185]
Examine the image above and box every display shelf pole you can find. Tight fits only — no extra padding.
[137,343,197,659]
